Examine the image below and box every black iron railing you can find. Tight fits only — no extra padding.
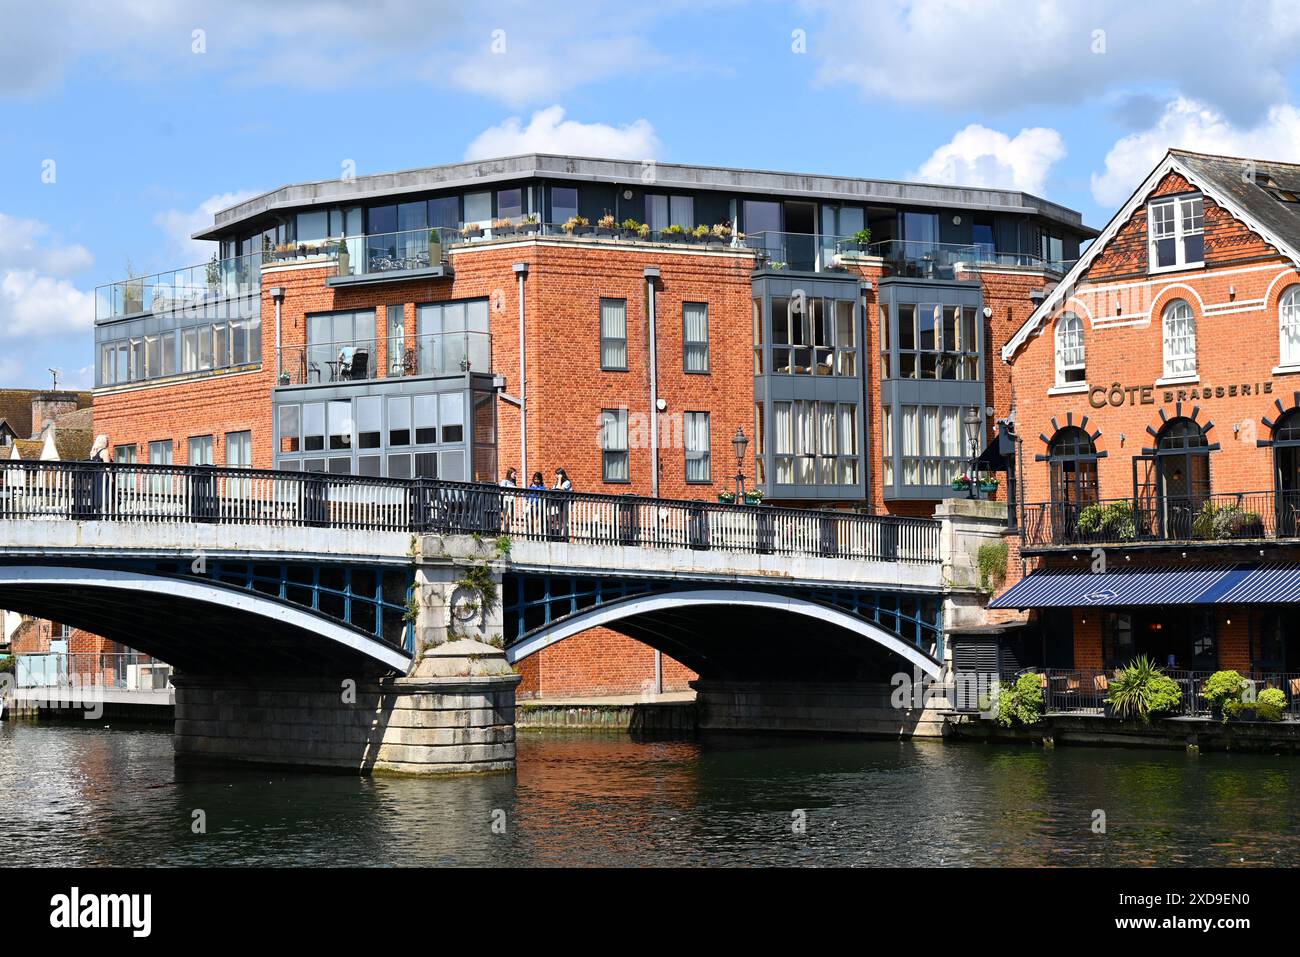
[952,668,1300,720]
[0,462,941,563]
[1021,491,1300,549]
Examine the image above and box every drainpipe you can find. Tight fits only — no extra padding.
[513,262,529,479]
[644,267,661,497]
[270,286,285,380]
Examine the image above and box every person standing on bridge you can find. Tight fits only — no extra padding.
[548,467,573,541]
[500,467,518,488]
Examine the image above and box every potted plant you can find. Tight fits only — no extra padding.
[743,489,763,505]
[951,473,972,492]
[596,214,618,237]
[690,224,712,244]
[716,491,736,504]
[460,222,484,240]
[1074,500,1137,542]
[1203,670,1247,722]
[620,218,642,240]
[848,227,873,252]
[122,260,144,314]
[662,224,687,243]
[334,237,350,275]
[1105,656,1182,722]
[1255,687,1287,722]
[492,217,517,237]
[562,215,591,236]
[711,223,733,243]
[978,474,1000,494]
[992,672,1045,727]
[427,229,443,265]
[636,222,652,240]
[278,371,291,386]
[521,213,541,235]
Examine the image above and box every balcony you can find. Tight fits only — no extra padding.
[1020,492,1300,551]
[96,252,261,322]
[276,331,491,386]
[869,240,1072,280]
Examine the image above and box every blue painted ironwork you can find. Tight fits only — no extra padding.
[144,559,415,653]
[502,572,942,658]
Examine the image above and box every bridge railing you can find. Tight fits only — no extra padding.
[0,462,941,563]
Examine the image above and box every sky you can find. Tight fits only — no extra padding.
[3,0,1300,389]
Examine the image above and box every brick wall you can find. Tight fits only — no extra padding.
[514,627,696,698]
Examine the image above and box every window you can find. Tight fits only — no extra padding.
[149,440,172,465]
[1054,313,1085,384]
[1148,194,1204,270]
[1047,427,1098,507]
[226,431,252,467]
[771,400,861,486]
[463,191,492,226]
[894,303,980,381]
[601,408,629,482]
[497,188,523,221]
[417,298,489,375]
[328,400,352,450]
[897,405,963,487]
[551,187,578,225]
[357,396,382,449]
[303,403,325,452]
[769,295,859,377]
[684,302,709,372]
[188,435,214,466]
[114,444,137,465]
[600,298,628,370]
[306,310,373,382]
[1282,286,1300,366]
[1162,299,1197,378]
[387,396,411,446]
[685,412,710,483]
[414,395,436,444]
[278,405,301,453]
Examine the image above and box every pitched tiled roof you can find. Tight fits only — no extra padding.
[0,390,34,440]
[9,439,43,460]
[54,407,93,432]
[1172,149,1300,254]
[53,429,93,461]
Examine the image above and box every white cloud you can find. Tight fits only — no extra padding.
[0,213,92,276]
[153,190,259,264]
[0,269,94,338]
[464,107,660,162]
[914,125,1066,195]
[1091,98,1300,205]
[810,0,1300,120]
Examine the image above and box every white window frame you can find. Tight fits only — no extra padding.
[1148,194,1204,273]
[1054,313,1085,386]
[1281,285,1300,367]
[1162,300,1197,379]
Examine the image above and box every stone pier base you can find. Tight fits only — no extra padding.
[173,641,521,775]
[693,680,949,738]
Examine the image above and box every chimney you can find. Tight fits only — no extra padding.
[29,391,79,439]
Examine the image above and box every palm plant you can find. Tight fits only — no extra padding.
[1106,656,1182,722]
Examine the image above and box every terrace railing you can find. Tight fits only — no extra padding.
[96,252,262,321]
[0,462,941,563]
[953,668,1300,720]
[276,331,492,385]
[1021,491,1300,549]
[15,652,173,691]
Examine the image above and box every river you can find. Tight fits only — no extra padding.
[3,722,1298,866]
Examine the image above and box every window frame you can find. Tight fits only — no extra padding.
[1147,193,1205,273]
[1161,299,1198,380]
[1054,313,1086,385]
[684,411,711,483]
[600,407,630,483]
[1281,285,1300,367]
[599,297,629,372]
[683,301,710,373]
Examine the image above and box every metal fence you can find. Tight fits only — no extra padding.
[15,652,173,691]
[954,667,1300,719]
[0,462,942,563]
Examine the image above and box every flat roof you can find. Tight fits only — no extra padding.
[193,153,1096,241]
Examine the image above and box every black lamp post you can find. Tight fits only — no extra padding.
[732,427,749,499]
[963,406,982,500]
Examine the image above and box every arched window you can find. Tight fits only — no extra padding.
[1162,299,1197,378]
[1054,313,1085,385]
[1273,409,1300,535]
[1155,416,1211,506]
[1281,286,1300,366]
[1047,426,1098,506]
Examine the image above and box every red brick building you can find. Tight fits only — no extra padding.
[92,154,1092,697]
[992,149,1300,678]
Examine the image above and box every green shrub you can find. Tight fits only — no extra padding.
[1191,503,1264,540]
[1075,500,1137,541]
[1106,656,1182,722]
[1203,670,1247,714]
[977,540,1009,593]
[1255,688,1287,722]
[994,673,1045,728]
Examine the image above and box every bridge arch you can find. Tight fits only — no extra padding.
[506,588,943,680]
[0,565,411,673]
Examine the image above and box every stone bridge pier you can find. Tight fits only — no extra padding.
[174,536,520,775]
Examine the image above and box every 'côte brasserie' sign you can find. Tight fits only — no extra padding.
[1087,380,1274,408]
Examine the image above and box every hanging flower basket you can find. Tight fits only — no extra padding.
[978,479,1000,494]
[951,478,971,492]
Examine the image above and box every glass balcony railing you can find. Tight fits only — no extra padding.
[276,331,491,386]
[96,252,262,322]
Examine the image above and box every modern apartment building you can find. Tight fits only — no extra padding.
[93,153,1093,696]
[992,149,1300,678]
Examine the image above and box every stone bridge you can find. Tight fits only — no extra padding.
[0,462,1005,773]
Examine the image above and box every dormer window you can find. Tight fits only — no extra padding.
[1148,194,1204,271]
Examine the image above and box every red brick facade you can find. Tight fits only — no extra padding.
[1000,164,1300,671]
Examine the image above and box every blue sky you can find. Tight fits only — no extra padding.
[2,0,1300,389]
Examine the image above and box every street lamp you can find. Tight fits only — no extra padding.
[963,406,982,500]
[732,427,749,498]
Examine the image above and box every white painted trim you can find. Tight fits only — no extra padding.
[505,588,943,678]
[1154,374,1200,387]
[1047,382,1089,396]
[1003,152,1300,363]
[1272,364,1300,376]
[0,565,411,670]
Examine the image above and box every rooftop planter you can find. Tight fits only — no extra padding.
[1191,501,1265,540]
[492,218,517,237]
[521,214,541,235]
[562,216,592,237]
[661,224,687,243]
[596,214,618,237]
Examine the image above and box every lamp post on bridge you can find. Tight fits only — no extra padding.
[732,427,749,500]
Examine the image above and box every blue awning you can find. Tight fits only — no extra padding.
[989,564,1260,609]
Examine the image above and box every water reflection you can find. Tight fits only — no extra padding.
[2,723,1299,866]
